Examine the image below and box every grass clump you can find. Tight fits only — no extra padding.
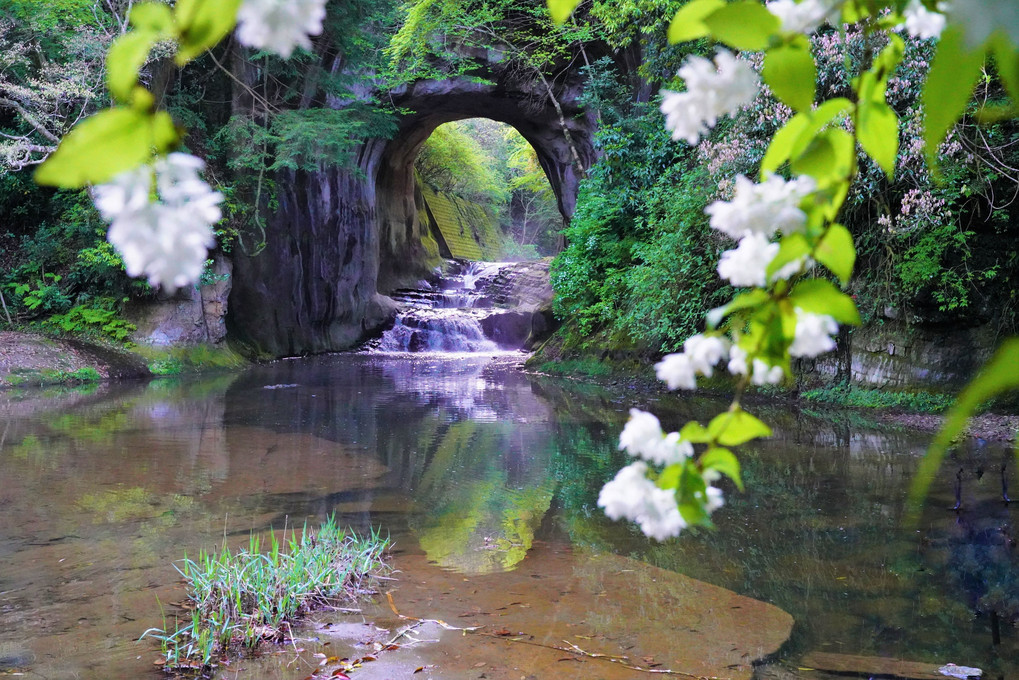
[800,385,955,413]
[535,358,613,378]
[142,516,390,675]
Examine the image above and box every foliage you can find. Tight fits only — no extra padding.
[415,121,509,204]
[41,299,137,342]
[800,385,955,413]
[141,517,389,675]
[552,95,724,353]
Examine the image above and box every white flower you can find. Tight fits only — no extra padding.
[728,345,784,384]
[236,0,327,58]
[646,431,694,466]
[655,352,697,389]
[618,409,664,456]
[771,255,813,282]
[598,462,688,541]
[717,233,779,288]
[661,50,759,145]
[619,410,693,465]
[899,0,947,39]
[684,334,728,377]
[704,486,725,513]
[767,0,841,34]
[706,174,816,240]
[94,153,221,291]
[728,344,749,376]
[637,487,687,541]
[751,358,785,385]
[598,461,656,521]
[789,307,839,357]
[93,165,150,220]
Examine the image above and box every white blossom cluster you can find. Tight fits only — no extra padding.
[93,153,221,291]
[660,50,759,145]
[767,0,842,34]
[653,305,838,394]
[598,462,689,541]
[655,335,728,389]
[236,0,327,58]
[618,408,694,465]
[899,0,947,39]
[706,174,817,287]
[601,408,724,541]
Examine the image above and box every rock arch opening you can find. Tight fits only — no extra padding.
[411,118,562,264]
[228,70,595,357]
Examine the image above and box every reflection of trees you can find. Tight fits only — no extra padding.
[922,443,1019,646]
[411,422,555,574]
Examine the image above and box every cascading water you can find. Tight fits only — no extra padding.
[373,261,517,353]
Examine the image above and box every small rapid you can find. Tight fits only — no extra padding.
[372,261,516,353]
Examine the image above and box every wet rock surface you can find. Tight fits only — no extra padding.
[344,546,794,680]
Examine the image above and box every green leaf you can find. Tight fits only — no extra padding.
[815,223,855,285]
[702,1,779,51]
[657,463,682,490]
[761,98,852,177]
[789,278,861,325]
[667,0,725,43]
[34,108,159,188]
[175,0,241,64]
[908,337,1019,523]
[706,289,770,329]
[923,25,984,163]
[107,31,159,104]
[766,233,809,280]
[700,446,743,490]
[680,421,711,444]
[791,128,854,185]
[547,0,582,24]
[858,97,898,177]
[991,32,1019,106]
[129,2,175,33]
[707,408,773,447]
[790,98,853,160]
[761,112,809,175]
[763,41,816,112]
[151,111,179,154]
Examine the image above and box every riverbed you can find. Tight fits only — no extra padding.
[1,353,1016,679]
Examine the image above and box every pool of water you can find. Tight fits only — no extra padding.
[0,353,1016,679]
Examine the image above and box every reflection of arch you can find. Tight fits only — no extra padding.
[229,64,595,357]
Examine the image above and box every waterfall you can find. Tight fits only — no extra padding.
[371,261,519,353]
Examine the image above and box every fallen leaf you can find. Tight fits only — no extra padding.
[330,672,350,680]
[494,629,513,636]
[414,667,425,674]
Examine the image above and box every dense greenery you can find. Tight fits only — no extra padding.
[547,7,1019,360]
[415,118,561,256]
[3,0,1018,365]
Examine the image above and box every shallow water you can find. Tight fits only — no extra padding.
[0,354,1016,679]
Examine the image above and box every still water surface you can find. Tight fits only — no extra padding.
[1,354,1016,678]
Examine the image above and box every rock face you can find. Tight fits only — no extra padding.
[804,320,1001,391]
[476,259,557,349]
[127,256,233,346]
[227,52,594,357]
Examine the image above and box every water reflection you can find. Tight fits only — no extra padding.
[0,355,1017,679]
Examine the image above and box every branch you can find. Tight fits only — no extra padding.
[0,96,61,143]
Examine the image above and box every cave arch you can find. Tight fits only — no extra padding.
[228,64,596,357]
